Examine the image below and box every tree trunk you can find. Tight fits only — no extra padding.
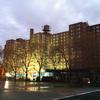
[37,68,41,82]
[14,71,16,81]
[65,62,68,69]
[25,68,28,81]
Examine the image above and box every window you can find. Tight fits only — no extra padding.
[96,29,100,32]
[96,26,100,29]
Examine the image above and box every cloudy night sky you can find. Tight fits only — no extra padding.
[0,0,100,47]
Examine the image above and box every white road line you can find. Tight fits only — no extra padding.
[54,89,100,100]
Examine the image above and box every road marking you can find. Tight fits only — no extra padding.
[54,89,100,100]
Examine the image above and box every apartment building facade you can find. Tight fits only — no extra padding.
[4,22,100,80]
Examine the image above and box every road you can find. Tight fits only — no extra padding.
[0,81,100,100]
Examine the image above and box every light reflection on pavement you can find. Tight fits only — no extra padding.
[0,80,99,94]
[3,81,52,92]
[0,81,100,100]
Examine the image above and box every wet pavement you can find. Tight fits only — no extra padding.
[0,81,100,100]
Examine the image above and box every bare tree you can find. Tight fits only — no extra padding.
[49,46,62,70]
[59,47,69,70]
[4,48,19,81]
[20,41,34,81]
[33,50,46,82]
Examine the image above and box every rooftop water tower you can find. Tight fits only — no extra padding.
[43,25,50,33]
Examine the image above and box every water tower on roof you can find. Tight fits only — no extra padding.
[43,25,50,33]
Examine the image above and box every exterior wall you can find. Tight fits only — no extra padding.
[90,24,100,72]
[4,22,100,79]
[69,22,94,70]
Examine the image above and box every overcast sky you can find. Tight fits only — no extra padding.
[0,0,100,47]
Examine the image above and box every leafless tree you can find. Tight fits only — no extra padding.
[4,48,19,81]
[49,46,62,70]
[32,48,46,82]
[59,47,69,70]
[20,41,35,81]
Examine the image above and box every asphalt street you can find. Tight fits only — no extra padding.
[0,81,100,100]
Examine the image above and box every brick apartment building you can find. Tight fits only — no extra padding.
[3,22,100,81]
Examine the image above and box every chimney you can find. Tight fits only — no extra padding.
[30,28,34,39]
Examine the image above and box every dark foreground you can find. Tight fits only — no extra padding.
[56,89,100,100]
[0,81,100,100]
